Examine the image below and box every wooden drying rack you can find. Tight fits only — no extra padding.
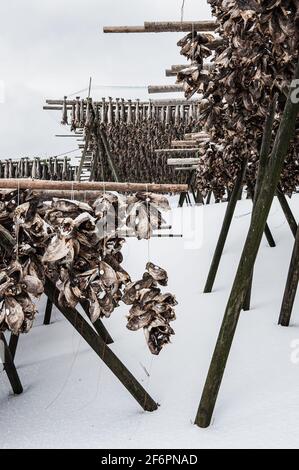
[0,179,187,410]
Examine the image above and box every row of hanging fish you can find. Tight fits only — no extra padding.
[175,0,299,200]
[0,190,176,354]
[0,157,77,181]
[61,96,201,129]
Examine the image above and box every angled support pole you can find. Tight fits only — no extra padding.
[195,61,299,428]
[44,280,158,412]
[276,186,297,237]
[243,94,278,310]
[203,159,247,293]
[178,171,193,207]
[8,334,19,361]
[278,223,299,326]
[0,333,23,394]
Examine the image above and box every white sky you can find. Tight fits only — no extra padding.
[0,0,211,159]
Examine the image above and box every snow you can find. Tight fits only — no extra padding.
[1,195,299,449]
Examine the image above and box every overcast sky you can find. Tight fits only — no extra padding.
[0,0,211,160]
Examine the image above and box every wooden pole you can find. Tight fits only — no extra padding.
[44,298,53,325]
[98,128,119,182]
[148,85,184,94]
[103,21,217,33]
[243,94,278,311]
[276,187,297,237]
[195,60,299,428]
[8,334,19,361]
[155,148,199,154]
[0,179,188,194]
[203,160,247,293]
[1,333,23,394]
[167,158,199,166]
[278,224,299,326]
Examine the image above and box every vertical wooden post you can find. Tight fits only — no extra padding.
[1,333,23,394]
[278,224,299,326]
[195,62,299,428]
[203,160,247,293]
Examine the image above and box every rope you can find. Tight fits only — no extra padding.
[181,0,186,22]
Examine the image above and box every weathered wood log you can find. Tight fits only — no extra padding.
[195,59,299,428]
[103,26,147,33]
[103,21,217,33]
[175,166,198,171]
[185,132,210,140]
[278,224,299,326]
[0,179,188,194]
[148,85,184,94]
[0,333,23,394]
[155,148,199,154]
[204,160,247,293]
[171,140,199,147]
[144,21,217,32]
[167,158,199,166]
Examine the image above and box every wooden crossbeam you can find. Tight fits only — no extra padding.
[167,158,199,166]
[0,179,188,194]
[103,21,217,33]
[155,148,199,154]
[148,85,184,94]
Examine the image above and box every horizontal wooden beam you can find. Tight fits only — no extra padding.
[171,140,199,147]
[155,148,198,154]
[0,179,188,194]
[103,21,217,33]
[185,132,210,140]
[175,166,197,171]
[148,84,184,94]
[168,158,199,165]
[144,21,217,32]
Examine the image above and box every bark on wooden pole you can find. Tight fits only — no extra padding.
[195,60,299,428]
[0,179,188,194]
[278,224,299,327]
[204,160,247,293]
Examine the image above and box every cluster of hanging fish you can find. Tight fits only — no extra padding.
[176,0,299,199]
[0,190,176,354]
[60,96,200,184]
[176,32,217,99]
[0,157,77,181]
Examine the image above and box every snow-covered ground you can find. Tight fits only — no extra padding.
[1,195,299,449]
